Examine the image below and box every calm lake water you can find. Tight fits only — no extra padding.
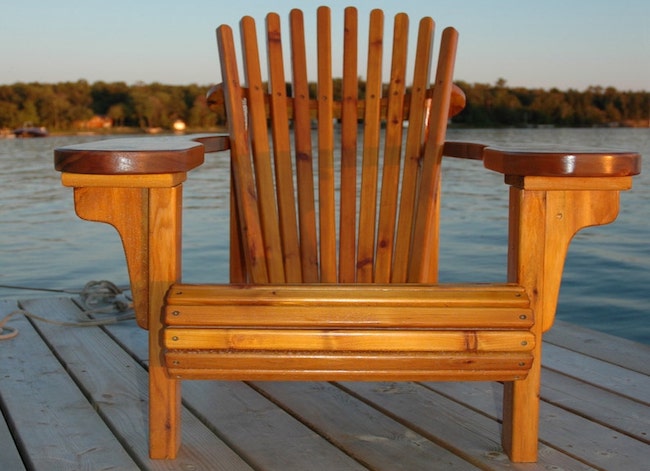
[1,128,648,344]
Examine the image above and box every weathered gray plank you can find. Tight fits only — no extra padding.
[0,301,139,471]
[546,320,650,375]
[0,410,26,471]
[424,380,649,470]
[342,381,595,471]
[0,300,29,471]
[252,381,480,470]
[104,315,369,470]
[185,381,369,470]
[7,296,650,471]
[543,343,650,404]
[541,369,649,444]
[19,297,254,471]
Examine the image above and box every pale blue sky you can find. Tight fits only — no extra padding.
[2,0,648,90]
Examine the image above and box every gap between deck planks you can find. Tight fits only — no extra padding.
[1,297,648,470]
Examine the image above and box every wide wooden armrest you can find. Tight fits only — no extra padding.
[54,134,230,175]
[483,146,641,178]
[442,142,642,179]
[443,141,487,160]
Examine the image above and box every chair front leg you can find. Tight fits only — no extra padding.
[145,185,183,459]
[503,184,621,462]
[70,179,184,459]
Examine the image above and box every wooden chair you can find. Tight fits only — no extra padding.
[54,7,640,462]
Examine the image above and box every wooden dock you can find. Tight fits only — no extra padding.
[1,297,648,470]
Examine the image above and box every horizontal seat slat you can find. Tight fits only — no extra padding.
[164,329,535,352]
[165,283,532,329]
[166,368,531,382]
[165,349,531,381]
[166,283,530,307]
[166,351,532,372]
[165,305,532,328]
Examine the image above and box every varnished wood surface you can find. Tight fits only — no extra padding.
[206,82,467,120]
[55,134,641,178]
[51,6,642,463]
[1,297,648,470]
[54,134,230,174]
[484,146,641,177]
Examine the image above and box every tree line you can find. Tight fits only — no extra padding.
[0,79,648,131]
[0,81,216,132]
[454,79,649,128]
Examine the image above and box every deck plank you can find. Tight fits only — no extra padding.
[541,369,649,444]
[184,381,369,470]
[0,301,29,471]
[0,301,139,470]
[18,298,254,471]
[251,381,479,470]
[426,380,649,470]
[103,315,368,470]
[546,320,650,375]
[543,343,650,404]
[0,411,26,471]
[2,296,649,470]
[342,381,595,470]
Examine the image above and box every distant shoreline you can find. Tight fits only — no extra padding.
[1,81,649,133]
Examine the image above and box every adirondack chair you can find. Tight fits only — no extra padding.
[54,7,640,462]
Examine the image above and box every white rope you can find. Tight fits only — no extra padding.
[0,280,134,341]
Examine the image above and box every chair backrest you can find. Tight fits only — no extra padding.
[216,6,461,284]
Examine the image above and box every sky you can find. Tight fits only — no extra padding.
[1,0,649,91]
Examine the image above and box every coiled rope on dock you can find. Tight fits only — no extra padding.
[0,280,133,340]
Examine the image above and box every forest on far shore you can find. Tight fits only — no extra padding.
[1,79,648,132]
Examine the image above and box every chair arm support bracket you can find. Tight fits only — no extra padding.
[508,187,622,333]
[71,184,183,330]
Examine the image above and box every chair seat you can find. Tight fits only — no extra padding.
[163,283,534,381]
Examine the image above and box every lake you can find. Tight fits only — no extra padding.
[1,128,648,344]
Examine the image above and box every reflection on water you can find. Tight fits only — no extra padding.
[1,129,648,343]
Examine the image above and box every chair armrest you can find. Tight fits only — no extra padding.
[483,146,641,178]
[54,134,230,175]
[442,142,642,178]
[443,141,487,160]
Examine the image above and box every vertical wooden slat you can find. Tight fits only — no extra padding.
[316,6,337,282]
[289,9,320,282]
[356,9,384,283]
[392,17,435,283]
[217,24,269,283]
[409,27,458,283]
[266,13,302,283]
[240,16,285,283]
[229,177,247,283]
[375,13,409,283]
[338,6,359,283]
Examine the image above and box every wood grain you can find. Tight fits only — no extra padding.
[484,146,641,177]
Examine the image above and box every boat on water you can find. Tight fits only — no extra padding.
[13,124,48,138]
